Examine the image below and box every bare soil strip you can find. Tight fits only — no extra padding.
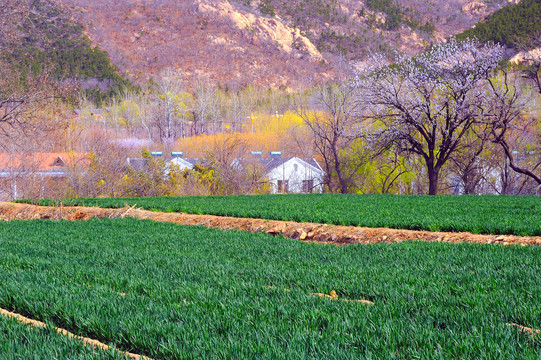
[506,323,541,338]
[266,286,374,304]
[310,291,374,305]
[1,202,541,246]
[0,307,153,360]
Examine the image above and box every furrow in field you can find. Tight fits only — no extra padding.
[1,202,540,246]
[0,307,153,360]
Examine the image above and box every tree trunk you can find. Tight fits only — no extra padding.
[427,164,439,195]
[332,143,348,194]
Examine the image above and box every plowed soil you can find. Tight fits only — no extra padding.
[1,202,540,246]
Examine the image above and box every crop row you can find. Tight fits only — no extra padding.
[1,218,540,358]
[29,194,541,236]
[0,313,128,359]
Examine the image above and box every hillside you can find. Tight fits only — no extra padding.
[58,0,332,88]
[0,0,133,105]
[58,0,515,88]
[456,0,541,46]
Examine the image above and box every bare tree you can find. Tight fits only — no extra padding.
[64,130,131,198]
[226,88,252,133]
[138,90,154,141]
[515,31,541,95]
[191,78,220,135]
[371,151,411,194]
[357,38,504,195]
[154,68,184,143]
[487,72,541,187]
[205,133,251,194]
[297,78,366,193]
[0,0,73,149]
[118,90,143,136]
[447,126,492,194]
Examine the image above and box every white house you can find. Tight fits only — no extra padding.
[170,157,196,171]
[265,157,324,193]
[169,157,208,171]
[232,155,325,193]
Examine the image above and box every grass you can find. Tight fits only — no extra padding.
[25,194,541,236]
[0,218,540,359]
[0,313,128,359]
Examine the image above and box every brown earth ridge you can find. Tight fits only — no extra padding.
[1,202,540,246]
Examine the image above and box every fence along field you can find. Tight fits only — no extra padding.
[0,218,540,359]
[30,194,541,236]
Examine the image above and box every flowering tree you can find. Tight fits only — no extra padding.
[356,38,504,194]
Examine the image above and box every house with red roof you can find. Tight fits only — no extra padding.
[0,153,85,200]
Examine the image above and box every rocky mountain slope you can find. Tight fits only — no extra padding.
[58,0,518,88]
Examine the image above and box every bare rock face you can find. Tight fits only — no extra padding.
[462,2,487,16]
[196,0,323,63]
[510,47,541,65]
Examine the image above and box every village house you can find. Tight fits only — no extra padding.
[127,152,206,172]
[232,153,324,193]
[0,153,81,200]
[170,156,207,171]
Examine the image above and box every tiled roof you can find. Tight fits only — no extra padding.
[233,156,323,173]
[127,158,149,171]
[184,158,208,166]
[0,153,84,173]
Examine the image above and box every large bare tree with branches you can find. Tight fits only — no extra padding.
[486,32,541,190]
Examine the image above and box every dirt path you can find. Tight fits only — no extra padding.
[1,202,540,246]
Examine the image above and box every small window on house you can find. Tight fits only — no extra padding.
[277,180,289,193]
[302,179,314,193]
[293,164,298,172]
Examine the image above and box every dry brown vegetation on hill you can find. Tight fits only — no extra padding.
[58,0,513,88]
[60,0,332,88]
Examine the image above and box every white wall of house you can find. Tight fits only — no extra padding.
[170,157,194,171]
[267,157,324,194]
